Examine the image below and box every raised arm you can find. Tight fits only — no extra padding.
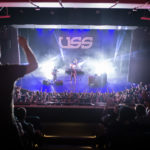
[18,36,38,73]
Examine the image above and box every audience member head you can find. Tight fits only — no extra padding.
[118,106,135,123]
[135,104,146,117]
[15,107,27,121]
[144,97,150,107]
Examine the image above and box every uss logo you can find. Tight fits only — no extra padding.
[59,36,93,49]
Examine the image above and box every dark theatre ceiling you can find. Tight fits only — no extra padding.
[1,0,150,27]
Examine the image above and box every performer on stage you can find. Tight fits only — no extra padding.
[52,67,58,83]
[70,58,78,84]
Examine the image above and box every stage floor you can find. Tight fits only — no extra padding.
[16,73,132,93]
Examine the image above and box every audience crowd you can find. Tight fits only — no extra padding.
[1,36,150,150]
[13,81,150,149]
[14,82,150,108]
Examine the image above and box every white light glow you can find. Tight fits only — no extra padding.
[83,57,116,77]
[39,62,54,79]
[78,61,85,69]
[94,60,115,76]
[37,56,66,80]
[39,57,57,80]
[118,26,122,30]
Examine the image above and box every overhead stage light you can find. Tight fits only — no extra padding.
[35,6,40,11]
[0,7,11,19]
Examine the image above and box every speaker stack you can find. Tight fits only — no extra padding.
[88,73,107,87]
[43,80,50,86]
[55,80,63,85]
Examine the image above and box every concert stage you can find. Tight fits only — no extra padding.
[15,28,133,94]
[16,72,132,93]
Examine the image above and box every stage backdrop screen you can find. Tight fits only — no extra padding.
[17,28,132,92]
[19,28,131,76]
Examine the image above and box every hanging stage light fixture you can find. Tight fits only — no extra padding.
[0,7,11,19]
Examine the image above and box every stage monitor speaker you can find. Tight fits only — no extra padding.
[88,73,107,87]
[55,80,63,85]
[43,80,50,86]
